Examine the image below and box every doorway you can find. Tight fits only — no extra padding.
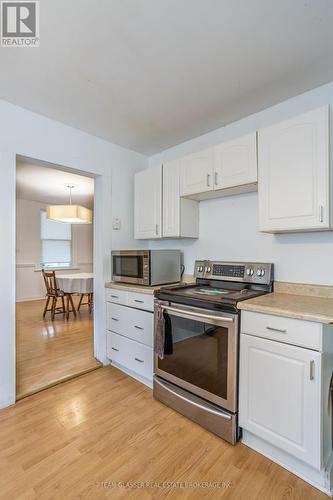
[16,158,101,399]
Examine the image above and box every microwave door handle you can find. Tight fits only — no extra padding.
[161,305,234,323]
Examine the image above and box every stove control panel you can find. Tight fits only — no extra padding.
[194,260,273,285]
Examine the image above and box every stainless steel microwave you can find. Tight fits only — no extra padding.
[111,250,181,286]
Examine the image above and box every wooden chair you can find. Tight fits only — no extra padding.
[78,293,93,313]
[42,270,76,320]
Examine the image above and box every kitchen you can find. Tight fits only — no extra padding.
[1,1,333,498]
[105,103,333,497]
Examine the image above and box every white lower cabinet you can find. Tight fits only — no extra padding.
[107,303,153,347]
[239,333,322,469]
[239,310,333,495]
[107,332,153,381]
[106,293,154,386]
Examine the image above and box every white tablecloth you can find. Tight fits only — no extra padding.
[56,273,93,294]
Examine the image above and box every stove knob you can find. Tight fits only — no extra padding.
[256,268,262,277]
[198,266,203,272]
[256,268,265,277]
[246,268,254,276]
[206,266,211,273]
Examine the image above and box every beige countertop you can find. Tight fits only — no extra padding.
[238,282,333,324]
[105,282,166,294]
[105,274,195,295]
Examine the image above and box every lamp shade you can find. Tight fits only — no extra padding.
[46,205,93,224]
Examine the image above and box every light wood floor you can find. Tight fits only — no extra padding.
[16,297,101,399]
[0,366,327,499]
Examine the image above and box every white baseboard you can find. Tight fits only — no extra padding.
[16,296,45,302]
[0,398,15,410]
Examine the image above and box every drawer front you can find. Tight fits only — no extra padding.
[106,331,128,365]
[106,303,153,346]
[107,332,153,380]
[106,302,127,335]
[127,340,153,379]
[241,311,322,350]
[127,291,154,311]
[106,288,128,306]
[127,308,153,347]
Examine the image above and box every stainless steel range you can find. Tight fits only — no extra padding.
[153,260,274,444]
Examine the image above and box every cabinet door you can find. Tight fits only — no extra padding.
[213,133,257,190]
[239,334,322,469]
[163,161,199,238]
[163,160,181,237]
[258,106,330,232]
[134,166,162,239]
[180,148,214,196]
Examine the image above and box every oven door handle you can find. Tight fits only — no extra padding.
[160,305,234,323]
[154,377,232,420]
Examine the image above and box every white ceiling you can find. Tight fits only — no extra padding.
[1,0,333,154]
[16,160,94,206]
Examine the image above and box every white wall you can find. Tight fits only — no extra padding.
[0,100,147,409]
[16,198,94,301]
[149,81,333,286]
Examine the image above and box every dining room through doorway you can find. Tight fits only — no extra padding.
[16,159,101,400]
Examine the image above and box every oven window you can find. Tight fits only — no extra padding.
[158,314,229,400]
[113,256,144,278]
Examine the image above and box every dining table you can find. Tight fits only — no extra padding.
[56,272,94,295]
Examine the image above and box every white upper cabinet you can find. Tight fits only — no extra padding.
[258,106,330,233]
[134,166,162,239]
[213,133,257,190]
[163,160,180,237]
[163,160,199,238]
[180,148,214,196]
[134,163,199,240]
[179,137,258,200]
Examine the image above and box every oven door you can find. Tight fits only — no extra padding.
[112,250,149,285]
[154,302,238,413]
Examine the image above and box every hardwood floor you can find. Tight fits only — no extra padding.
[0,366,327,499]
[16,297,101,400]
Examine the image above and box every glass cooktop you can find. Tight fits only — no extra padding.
[158,284,263,304]
[193,287,231,296]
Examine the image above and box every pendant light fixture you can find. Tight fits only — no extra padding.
[46,185,93,224]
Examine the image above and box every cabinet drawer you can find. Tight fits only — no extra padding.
[127,340,153,380]
[106,302,127,334]
[106,288,128,306]
[106,332,153,381]
[241,311,322,350]
[106,303,153,347]
[127,308,153,347]
[127,291,154,312]
[106,331,128,365]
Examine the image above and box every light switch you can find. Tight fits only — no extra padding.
[112,218,121,230]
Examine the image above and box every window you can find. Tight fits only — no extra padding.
[40,210,72,268]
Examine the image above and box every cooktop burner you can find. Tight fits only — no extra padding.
[155,260,274,312]
[194,287,231,296]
